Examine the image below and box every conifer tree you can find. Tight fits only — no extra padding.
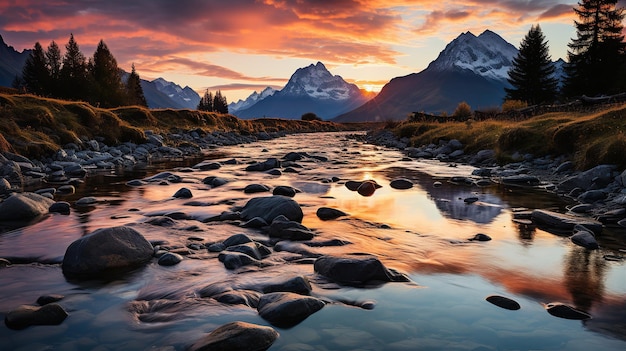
[59,34,88,100]
[565,0,626,96]
[198,90,214,111]
[22,42,50,96]
[213,90,228,114]
[91,39,126,107]
[126,63,147,107]
[505,25,558,105]
[45,41,62,95]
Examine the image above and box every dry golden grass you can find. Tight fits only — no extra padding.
[393,103,626,169]
[0,93,353,159]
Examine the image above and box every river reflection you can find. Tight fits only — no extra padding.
[0,132,625,350]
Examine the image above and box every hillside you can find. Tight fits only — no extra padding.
[0,94,347,159]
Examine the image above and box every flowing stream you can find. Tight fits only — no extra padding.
[1,132,625,350]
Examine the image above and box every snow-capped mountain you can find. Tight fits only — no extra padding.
[234,62,370,120]
[229,87,276,114]
[335,30,522,122]
[427,30,518,82]
[151,78,200,110]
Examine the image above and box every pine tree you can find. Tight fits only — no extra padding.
[22,42,50,96]
[45,41,62,96]
[91,39,126,107]
[565,0,626,96]
[198,90,213,111]
[59,34,88,100]
[505,25,558,105]
[126,63,147,107]
[213,90,228,113]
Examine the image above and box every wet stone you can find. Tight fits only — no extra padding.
[244,184,270,194]
[486,295,520,310]
[49,201,71,215]
[188,321,279,351]
[223,233,254,248]
[469,233,492,241]
[37,294,65,306]
[173,187,193,198]
[257,292,326,328]
[570,228,599,250]
[544,302,591,320]
[5,303,69,330]
[273,185,297,197]
[316,207,348,220]
[241,217,268,228]
[389,178,414,190]
[157,252,184,266]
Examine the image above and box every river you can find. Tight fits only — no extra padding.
[1,132,625,350]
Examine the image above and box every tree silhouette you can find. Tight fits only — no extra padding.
[213,90,228,113]
[22,42,49,96]
[565,0,626,96]
[90,40,126,107]
[45,41,62,94]
[505,25,558,105]
[59,34,88,100]
[126,63,147,107]
[198,89,214,111]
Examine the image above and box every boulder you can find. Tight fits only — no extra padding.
[49,201,71,215]
[259,275,312,295]
[223,233,254,247]
[5,303,68,330]
[257,292,325,328]
[218,252,263,270]
[0,193,54,221]
[189,321,279,351]
[314,254,410,286]
[577,190,606,203]
[62,226,154,278]
[157,252,184,266]
[273,185,297,197]
[558,164,617,191]
[268,216,314,240]
[245,158,281,172]
[243,184,270,194]
[571,228,599,249]
[531,209,602,235]
[500,175,541,187]
[241,196,303,223]
[316,207,348,220]
[173,187,193,199]
[390,178,414,190]
[226,242,271,260]
[357,180,378,197]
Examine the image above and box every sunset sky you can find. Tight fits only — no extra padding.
[2,0,625,102]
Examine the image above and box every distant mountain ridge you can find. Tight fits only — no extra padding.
[233,62,370,120]
[229,87,277,114]
[335,29,561,122]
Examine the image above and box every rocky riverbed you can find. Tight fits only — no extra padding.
[1,131,625,350]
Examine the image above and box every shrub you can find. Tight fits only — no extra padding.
[502,100,528,112]
[452,101,472,119]
[301,112,322,121]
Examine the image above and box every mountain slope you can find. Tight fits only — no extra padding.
[335,30,519,122]
[235,62,369,120]
[229,87,276,114]
[0,35,30,87]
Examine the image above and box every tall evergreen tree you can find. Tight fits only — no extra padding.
[59,34,88,100]
[505,25,558,105]
[213,90,228,114]
[91,39,126,107]
[198,90,214,111]
[22,42,50,96]
[126,63,147,107]
[45,41,62,95]
[565,0,626,96]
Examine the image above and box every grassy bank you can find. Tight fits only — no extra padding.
[0,93,352,159]
[393,103,626,170]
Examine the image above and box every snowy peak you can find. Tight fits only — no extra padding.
[151,77,200,108]
[427,30,518,82]
[229,86,277,113]
[280,61,362,100]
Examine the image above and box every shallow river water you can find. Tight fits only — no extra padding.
[1,132,625,351]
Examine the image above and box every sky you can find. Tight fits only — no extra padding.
[1,0,625,102]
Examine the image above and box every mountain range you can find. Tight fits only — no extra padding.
[232,62,372,120]
[335,30,525,122]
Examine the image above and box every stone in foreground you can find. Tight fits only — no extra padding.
[257,292,325,328]
[62,226,154,278]
[531,209,602,235]
[5,303,68,330]
[0,193,54,221]
[314,254,410,286]
[189,321,279,351]
[544,302,591,320]
[240,195,303,223]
